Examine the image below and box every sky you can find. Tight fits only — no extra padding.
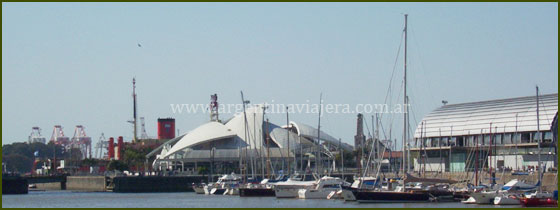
[2,2,558,150]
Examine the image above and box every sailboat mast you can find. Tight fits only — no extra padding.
[286,106,291,176]
[536,85,542,193]
[266,118,271,179]
[489,123,493,185]
[475,132,479,186]
[317,93,323,176]
[240,91,248,183]
[340,138,344,181]
[515,113,519,171]
[402,14,408,175]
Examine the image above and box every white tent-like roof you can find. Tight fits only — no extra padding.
[288,121,354,151]
[158,104,352,159]
[162,121,236,158]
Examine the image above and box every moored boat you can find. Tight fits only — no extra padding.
[352,189,431,203]
[273,179,316,198]
[297,176,348,199]
[192,183,205,194]
[493,194,521,205]
[466,191,499,204]
[239,179,275,197]
[519,192,558,207]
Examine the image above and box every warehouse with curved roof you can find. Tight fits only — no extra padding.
[411,93,557,173]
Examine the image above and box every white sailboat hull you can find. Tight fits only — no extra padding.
[468,191,498,204]
[494,195,520,205]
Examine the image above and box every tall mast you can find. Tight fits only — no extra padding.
[317,93,323,176]
[132,77,138,143]
[266,118,271,179]
[240,91,250,182]
[286,106,291,176]
[515,113,519,171]
[536,86,542,193]
[489,123,493,184]
[402,14,408,175]
[475,131,479,186]
[340,138,344,181]
[419,121,423,176]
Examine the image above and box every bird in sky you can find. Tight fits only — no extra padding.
[137,43,142,47]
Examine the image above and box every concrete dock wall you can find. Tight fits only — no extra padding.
[67,176,106,192]
[3,177,28,194]
[112,176,214,193]
[35,182,66,190]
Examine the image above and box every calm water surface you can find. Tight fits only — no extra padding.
[3,191,524,208]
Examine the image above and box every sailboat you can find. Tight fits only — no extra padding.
[348,14,432,203]
[519,86,558,207]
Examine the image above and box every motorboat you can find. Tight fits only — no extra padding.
[273,179,316,198]
[204,173,241,195]
[297,176,349,199]
[192,182,205,194]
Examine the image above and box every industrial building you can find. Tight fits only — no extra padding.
[411,93,558,173]
[148,104,353,175]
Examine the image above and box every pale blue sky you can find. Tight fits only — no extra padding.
[2,3,558,149]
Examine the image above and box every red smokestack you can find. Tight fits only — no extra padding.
[117,136,124,160]
[158,118,175,140]
[108,137,115,159]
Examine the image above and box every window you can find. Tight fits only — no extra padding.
[451,137,458,147]
[484,135,490,145]
[468,135,475,147]
[512,133,521,144]
[441,137,448,146]
[544,132,552,141]
[521,133,531,143]
[503,133,512,144]
[495,134,503,145]
[456,136,464,147]
[433,138,440,147]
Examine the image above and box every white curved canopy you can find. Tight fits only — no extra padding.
[163,121,236,158]
[288,121,353,152]
[268,123,300,149]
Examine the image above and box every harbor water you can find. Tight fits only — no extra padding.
[2,191,523,208]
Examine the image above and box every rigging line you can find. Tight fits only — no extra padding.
[364,115,372,139]
[537,93,552,125]
[379,30,405,122]
[408,99,420,129]
[409,24,438,108]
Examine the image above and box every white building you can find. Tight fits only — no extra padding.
[412,93,558,173]
[149,105,352,175]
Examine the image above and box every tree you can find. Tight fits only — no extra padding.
[197,166,208,175]
[123,148,146,172]
[107,160,128,171]
[3,154,33,173]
